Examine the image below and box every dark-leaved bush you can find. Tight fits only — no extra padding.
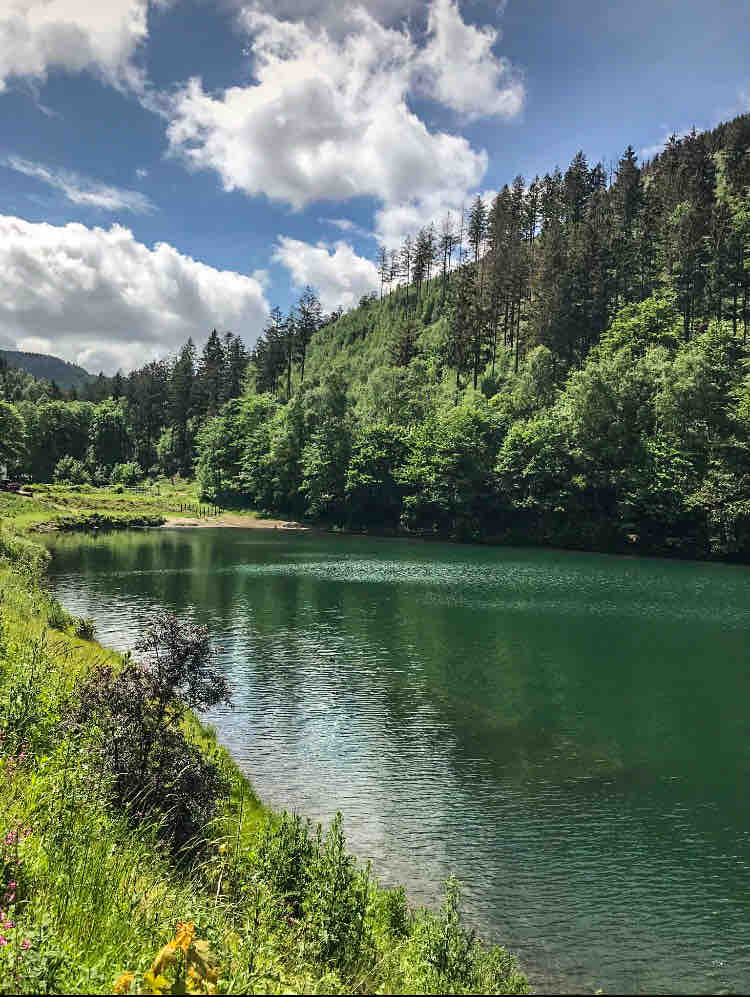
[72,612,232,854]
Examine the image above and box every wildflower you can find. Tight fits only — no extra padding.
[0,936,6,947]
[149,939,178,977]
[142,969,172,992]
[20,939,30,950]
[113,971,135,993]
[175,921,195,954]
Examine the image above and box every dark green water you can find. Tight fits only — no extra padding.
[46,528,750,994]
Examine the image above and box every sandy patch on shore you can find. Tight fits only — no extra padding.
[161,514,310,530]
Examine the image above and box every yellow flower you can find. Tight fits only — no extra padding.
[142,970,172,994]
[175,920,196,954]
[149,940,177,976]
[113,972,135,994]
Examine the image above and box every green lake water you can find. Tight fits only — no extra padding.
[46,527,750,994]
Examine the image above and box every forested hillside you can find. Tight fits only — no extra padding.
[2,114,749,558]
[196,114,750,558]
[0,349,93,391]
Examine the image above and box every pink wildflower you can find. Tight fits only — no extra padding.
[21,939,30,950]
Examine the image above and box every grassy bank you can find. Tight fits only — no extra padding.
[0,480,229,533]
[0,514,529,994]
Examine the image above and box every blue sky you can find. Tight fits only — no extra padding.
[0,0,748,373]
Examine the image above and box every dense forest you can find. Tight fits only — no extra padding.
[2,113,749,558]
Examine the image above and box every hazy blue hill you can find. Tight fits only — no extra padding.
[0,348,93,389]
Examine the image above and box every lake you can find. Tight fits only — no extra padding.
[46,527,750,994]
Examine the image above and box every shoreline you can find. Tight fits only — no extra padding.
[158,513,750,568]
[161,512,310,529]
[0,520,531,995]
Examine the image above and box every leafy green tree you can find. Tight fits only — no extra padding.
[346,424,409,528]
[656,324,744,468]
[89,398,129,471]
[195,400,249,500]
[110,461,142,486]
[494,411,580,544]
[156,427,181,477]
[32,401,94,480]
[53,456,90,485]
[300,373,353,521]
[237,392,280,508]
[195,414,231,500]
[0,400,26,472]
[498,345,559,422]
[401,397,504,540]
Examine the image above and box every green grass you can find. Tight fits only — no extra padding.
[0,480,207,533]
[0,516,529,995]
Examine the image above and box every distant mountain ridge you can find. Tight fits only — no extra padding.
[0,349,94,389]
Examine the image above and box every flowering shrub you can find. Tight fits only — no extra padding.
[1,823,31,914]
[0,823,35,989]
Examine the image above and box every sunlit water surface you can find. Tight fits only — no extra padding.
[46,528,750,994]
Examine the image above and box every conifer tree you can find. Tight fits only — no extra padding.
[445,264,477,399]
[199,329,226,417]
[377,246,389,300]
[468,195,487,266]
[170,339,197,474]
[225,333,249,400]
[439,212,457,300]
[400,235,414,314]
[295,286,322,382]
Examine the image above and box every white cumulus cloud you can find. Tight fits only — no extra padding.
[0,0,150,93]
[273,236,380,312]
[2,156,156,213]
[415,0,524,121]
[166,1,520,217]
[0,215,269,374]
[166,7,487,211]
